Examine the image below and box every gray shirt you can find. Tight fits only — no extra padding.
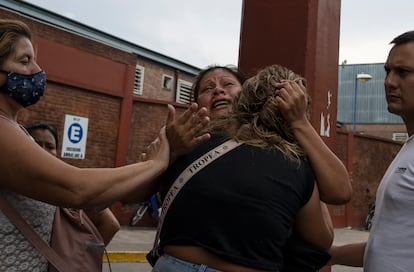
[365,136,414,272]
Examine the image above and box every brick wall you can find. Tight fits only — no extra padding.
[333,132,403,228]
[137,58,196,101]
[339,124,407,140]
[18,82,122,168]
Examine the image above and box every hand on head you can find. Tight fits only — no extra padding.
[275,79,310,129]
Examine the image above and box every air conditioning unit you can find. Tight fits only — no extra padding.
[392,132,408,142]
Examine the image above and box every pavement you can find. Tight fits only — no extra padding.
[103,226,155,272]
[103,226,370,272]
[329,227,369,272]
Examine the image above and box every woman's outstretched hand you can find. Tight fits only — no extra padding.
[166,103,210,162]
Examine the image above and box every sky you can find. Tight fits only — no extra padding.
[24,0,414,68]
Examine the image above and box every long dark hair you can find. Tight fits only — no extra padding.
[191,64,246,102]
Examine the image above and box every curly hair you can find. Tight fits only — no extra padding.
[210,64,310,160]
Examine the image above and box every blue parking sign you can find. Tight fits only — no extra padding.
[61,115,89,159]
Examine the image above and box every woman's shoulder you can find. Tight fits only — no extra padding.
[0,115,29,137]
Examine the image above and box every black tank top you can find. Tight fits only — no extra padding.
[159,135,315,271]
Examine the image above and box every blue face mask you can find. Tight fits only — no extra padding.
[0,70,47,107]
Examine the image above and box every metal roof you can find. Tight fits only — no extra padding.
[0,0,201,76]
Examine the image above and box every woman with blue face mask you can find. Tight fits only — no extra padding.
[0,24,45,108]
[0,19,171,271]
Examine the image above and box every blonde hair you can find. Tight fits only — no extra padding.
[210,64,310,160]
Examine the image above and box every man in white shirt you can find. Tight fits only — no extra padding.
[329,30,414,272]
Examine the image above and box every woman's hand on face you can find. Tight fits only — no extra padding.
[275,80,309,128]
[166,103,210,159]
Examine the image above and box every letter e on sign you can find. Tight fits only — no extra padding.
[68,123,83,144]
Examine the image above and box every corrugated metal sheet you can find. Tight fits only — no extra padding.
[337,63,403,124]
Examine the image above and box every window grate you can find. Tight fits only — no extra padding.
[133,64,145,95]
[175,79,192,104]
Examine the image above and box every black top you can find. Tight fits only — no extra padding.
[159,135,315,271]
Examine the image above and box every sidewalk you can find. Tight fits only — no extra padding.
[103,226,155,272]
[330,227,369,272]
[103,226,369,272]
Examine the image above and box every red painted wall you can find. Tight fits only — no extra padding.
[37,38,130,97]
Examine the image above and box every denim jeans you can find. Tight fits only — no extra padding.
[151,254,222,272]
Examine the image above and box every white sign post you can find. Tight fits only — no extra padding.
[61,114,88,159]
